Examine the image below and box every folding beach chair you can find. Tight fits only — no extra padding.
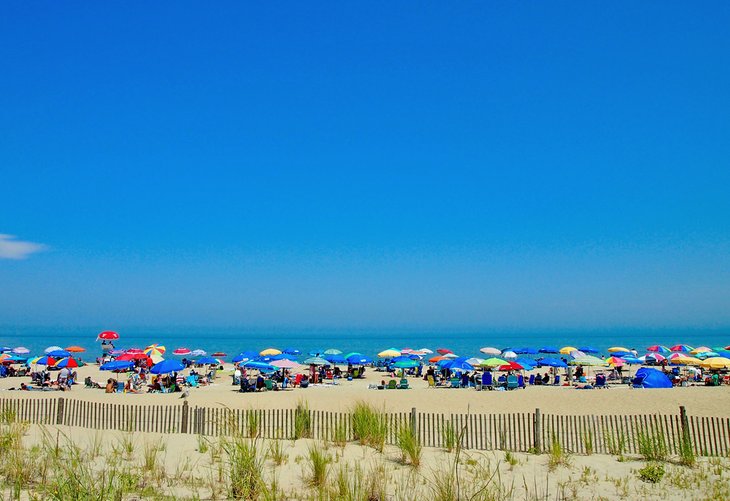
[506,375,519,390]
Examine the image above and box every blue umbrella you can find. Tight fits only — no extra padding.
[515,357,538,369]
[325,354,346,364]
[579,346,600,354]
[232,351,259,363]
[391,355,412,363]
[0,347,11,353]
[48,349,71,358]
[442,359,474,371]
[308,349,324,357]
[347,354,372,364]
[242,361,277,371]
[538,357,568,368]
[195,356,219,365]
[622,356,643,364]
[283,347,301,355]
[100,360,135,371]
[32,356,57,366]
[150,359,185,374]
[538,346,559,354]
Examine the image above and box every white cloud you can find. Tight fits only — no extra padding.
[0,234,47,260]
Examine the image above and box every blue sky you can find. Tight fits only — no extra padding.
[1,2,729,329]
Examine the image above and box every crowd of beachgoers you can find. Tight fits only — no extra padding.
[1,331,729,396]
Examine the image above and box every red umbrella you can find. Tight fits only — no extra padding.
[125,348,144,354]
[498,361,524,371]
[173,348,191,356]
[97,331,119,340]
[116,353,152,365]
[436,348,453,355]
[212,352,227,357]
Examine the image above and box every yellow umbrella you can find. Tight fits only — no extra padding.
[378,349,401,358]
[608,347,631,353]
[700,357,730,370]
[691,346,713,355]
[260,348,282,356]
[144,344,166,356]
[559,346,578,354]
[671,355,701,366]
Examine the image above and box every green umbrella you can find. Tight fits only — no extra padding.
[393,359,419,368]
[302,356,330,365]
[480,357,508,367]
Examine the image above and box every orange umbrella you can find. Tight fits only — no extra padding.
[65,346,86,353]
[429,355,446,363]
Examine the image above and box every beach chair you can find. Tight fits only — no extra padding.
[427,375,435,388]
[398,378,409,389]
[293,374,302,387]
[528,374,536,385]
[450,377,460,388]
[506,375,519,390]
[595,374,607,389]
[518,375,525,388]
[387,379,397,389]
[186,375,199,387]
[553,375,561,386]
[481,372,493,390]
[264,379,274,391]
[116,381,125,393]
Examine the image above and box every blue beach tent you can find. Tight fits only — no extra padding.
[632,368,672,389]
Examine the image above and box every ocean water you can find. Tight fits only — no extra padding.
[0,325,727,360]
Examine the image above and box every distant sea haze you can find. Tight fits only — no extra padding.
[0,326,727,360]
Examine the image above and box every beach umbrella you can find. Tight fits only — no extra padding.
[324,348,342,355]
[47,349,71,358]
[539,357,568,368]
[605,356,626,367]
[97,331,119,340]
[65,346,86,353]
[443,359,474,371]
[260,348,282,356]
[144,344,166,357]
[646,345,671,354]
[126,348,144,354]
[0,347,11,353]
[44,346,63,354]
[699,357,730,370]
[242,361,277,371]
[633,368,672,389]
[538,346,559,354]
[436,348,453,355]
[100,360,134,371]
[117,352,149,361]
[502,351,517,359]
[570,355,607,366]
[109,349,125,356]
[271,359,301,369]
[515,357,538,369]
[308,349,324,356]
[346,354,372,365]
[393,359,419,369]
[480,357,508,367]
[578,346,600,354]
[429,355,446,363]
[173,348,191,356]
[325,354,347,364]
[607,346,631,353]
[670,344,693,352]
[212,352,227,357]
[232,351,257,363]
[150,359,185,374]
[401,348,414,354]
[694,351,720,359]
[191,349,207,356]
[54,357,80,368]
[195,356,219,365]
[498,361,523,371]
[480,347,501,355]
[644,353,666,363]
[283,347,301,355]
[12,347,30,355]
[302,356,329,365]
[0,354,26,363]
[559,346,578,355]
[622,356,643,365]
[32,356,56,366]
[690,346,712,355]
[608,351,632,358]
[150,354,165,364]
[514,347,538,355]
[418,348,434,354]
[465,358,484,366]
[377,349,400,358]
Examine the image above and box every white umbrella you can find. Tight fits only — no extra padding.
[191,349,207,356]
[480,347,501,355]
[45,346,63,354]
[503,351,517,359]
[418,348,434,354]
[12,347,30,354]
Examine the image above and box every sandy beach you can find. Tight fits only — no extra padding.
[1,362,728,417]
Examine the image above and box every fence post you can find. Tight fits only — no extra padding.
[533,408,541,453]
[56,397,65,425]
[181,401,189,433]
[410,407,417,437]
[680,405,690,443]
